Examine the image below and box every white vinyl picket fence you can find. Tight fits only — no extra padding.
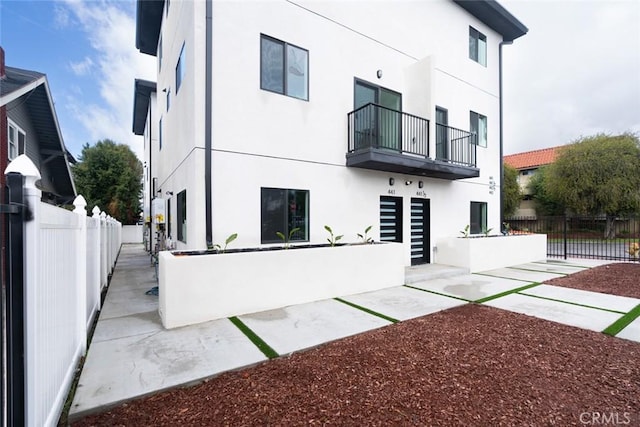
[6,155,121,426]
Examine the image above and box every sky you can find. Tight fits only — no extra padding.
[0,0,639,160]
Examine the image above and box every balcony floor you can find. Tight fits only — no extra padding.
[346,148,480,180]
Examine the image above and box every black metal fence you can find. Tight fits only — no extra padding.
[435,123,477,167]
[505,215,640,261]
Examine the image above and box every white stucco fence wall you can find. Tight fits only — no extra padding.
[435,234,547,273]
[121,225,143,243]
[159,242,404,329]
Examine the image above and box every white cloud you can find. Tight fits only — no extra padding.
[59,0,156,160]
[502,0,640,154]
[69,56,94,76]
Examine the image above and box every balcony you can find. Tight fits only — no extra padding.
[346,103,479,180]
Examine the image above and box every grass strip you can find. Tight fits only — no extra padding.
[334,298,399,323]
[507,266,567,276]
[472,272,535,283]
[602,304,640,336]
[474,282,541,304]
[229,316,279,359]
[403,285,472,302]
[517,292,627,315]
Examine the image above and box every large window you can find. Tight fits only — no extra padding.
[7,120,25,161]
[159,117,163,150]
[470,111,487,147]
[469,27,487,66]
[158,36,163,71]
[260,35,308,100]
[470,202,487,235]
[261,188,309,244]
[177,190,187,243]
[176,43,185,93]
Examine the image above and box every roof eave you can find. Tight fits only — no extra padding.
[453,0,528,42]
[136,0,164,56]
[133,79,157,135]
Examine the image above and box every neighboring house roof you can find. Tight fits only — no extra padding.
[135,0,527,56]
[453,0,528,42]
[504,146,562,170]
[0,66,77,203]
[132,79,157,135]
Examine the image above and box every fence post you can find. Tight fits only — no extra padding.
[100,212,107,288]
[563,216,568,260]
[92,206,101,305]
[73,196,88,354]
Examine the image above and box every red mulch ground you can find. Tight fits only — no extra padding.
[546,262,640,299]
[70,263,640,427]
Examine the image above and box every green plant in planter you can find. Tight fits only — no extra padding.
[276,227,300,249]
[213,233,238,253]
[482,227,493,237]
[357,225,373,244]
[324,225,343,247]
[459,225,470,238]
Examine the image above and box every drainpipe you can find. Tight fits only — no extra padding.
[499,40,512,233]
[149,95,153,251]
[204,0,213,249]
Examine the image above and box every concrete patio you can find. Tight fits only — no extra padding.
[69,244,640,420]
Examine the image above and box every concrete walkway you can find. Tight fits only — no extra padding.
[69,245,640,420]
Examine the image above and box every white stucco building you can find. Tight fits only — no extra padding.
[133,0,527,266]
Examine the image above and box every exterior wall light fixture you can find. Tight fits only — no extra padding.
[166,191,174,196]
[405,180,413,186]
[418,181,424,188]
[377,69,383,79]
[389,177,395,186]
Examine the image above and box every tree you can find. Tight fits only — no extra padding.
[528,166,566,216]
[544,133,640,238]
[502,163,522,218]
[72,139,143,224]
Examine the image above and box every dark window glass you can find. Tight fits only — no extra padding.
[261,188,309,244]
[176,43,185,93]
[177,190,187,242]
[470,201,487,234]
[469,26,487,66]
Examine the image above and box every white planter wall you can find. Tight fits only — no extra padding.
[159,242,404,329]
[436,234,547,273]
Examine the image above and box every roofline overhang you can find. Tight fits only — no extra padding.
[136,0,164,56]
[133,79,157,135]
[0,74,46,107]
[453,0,528,42]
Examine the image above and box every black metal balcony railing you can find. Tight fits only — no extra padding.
[348,103,429,158]
[435,123,477,167]
[347,103,476,168]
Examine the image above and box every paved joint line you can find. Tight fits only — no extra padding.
[507,266,568,276]
[403,285,472,302]
[228,316,279,359]
[602,304,640,336]
[532,261,588,270]
[474,283,541,304]
[516,292,627,315]
[334,298,399,323]
[472,272,536,283]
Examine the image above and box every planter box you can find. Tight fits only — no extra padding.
[436,234,547,273]
[158,243,404,329]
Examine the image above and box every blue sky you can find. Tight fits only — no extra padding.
[1,0,155,160]
[1,0,639,160]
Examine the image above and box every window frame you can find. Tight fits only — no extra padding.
[260,187,310,244]
[470,201,488,235]
[159,117,163,150]
[469,26,487,67]
[260,34,309,101]
[177,190,187,243]
[7,119,25,161]
[158,36,163,71]
[175,42,185,94]
[470,111,487,147]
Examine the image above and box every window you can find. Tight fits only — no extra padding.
[177,190,187,243]
[159,117,163,150]
[470,111,487,147]
[167,198,172,239]
[166,0,170,16]
[260,35,308,100]
[7,120,25,161]
[158,37,163,71]
[166,88,170,112]
[176,43,185,93]
[469,27,487,66]
[470,202,487,234]
[261,188,309,244]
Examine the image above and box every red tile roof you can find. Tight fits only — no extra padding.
[504,146,563,170]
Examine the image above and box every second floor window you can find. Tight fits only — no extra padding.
[470,111,487,147]
[8,120,25,161]
[176,43,185,93]
[469,27,487,66]
[260,35,308,100]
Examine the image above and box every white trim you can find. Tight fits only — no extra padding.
[0,75,46,107]
[7,118,26,161]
